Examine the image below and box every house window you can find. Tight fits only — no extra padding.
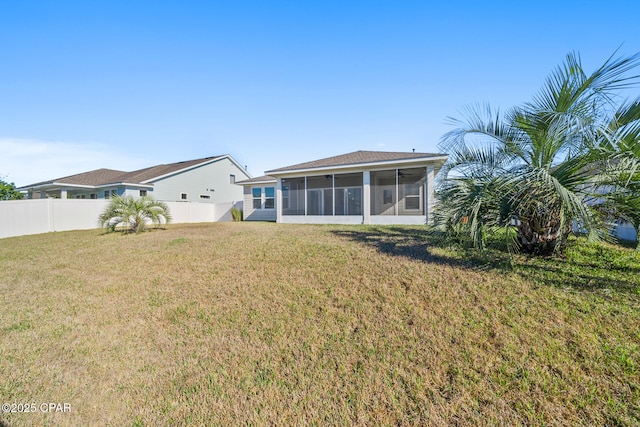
[200,194,211,200]
[230,174,236,184]
[264,187,275,209]
[398,168,426,215]
[104,190,110,199]
[252,187,262,209]
[383,189,393,205]
[181,193,188,200]
[111,190,118,197]
[90,193,97,199]
[140,190,147,197]
[404,184,421,210]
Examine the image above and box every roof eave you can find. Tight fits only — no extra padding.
[18,182,154,191]
[96,182,155,189]
[18,182,98,191]
[266,155,449,176]
[237,179,278,185]
[16,183,54,191]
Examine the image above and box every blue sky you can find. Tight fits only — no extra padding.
[1,1,639,185]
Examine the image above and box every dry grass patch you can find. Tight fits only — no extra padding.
[0,222,638,426]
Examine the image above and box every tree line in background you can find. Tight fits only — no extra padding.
[435,50,640,254]
[0,177,23,200]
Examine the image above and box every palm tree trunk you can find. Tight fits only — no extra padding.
[517,219,562,255]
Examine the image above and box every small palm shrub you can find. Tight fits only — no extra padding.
[99,195,171,233]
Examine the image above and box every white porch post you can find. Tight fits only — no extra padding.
[395,169,399,216]
[276,178,283,223]
[363,170,371,224]
[426,165,435,224]
[60,188,68,199]
[332,174,335,216]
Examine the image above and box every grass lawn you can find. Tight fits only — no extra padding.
[0,222,639,426]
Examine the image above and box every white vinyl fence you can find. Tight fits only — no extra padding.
[0,199,241,239]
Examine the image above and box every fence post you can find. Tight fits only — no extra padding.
[47,198,54,232]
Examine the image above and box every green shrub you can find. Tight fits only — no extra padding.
[231,206,243,222]
[99,195,171,233]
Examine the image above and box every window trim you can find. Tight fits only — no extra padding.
[252,187,262,209]
[264,187,275,210]
[252,186,276,210]
[403,184,422,211]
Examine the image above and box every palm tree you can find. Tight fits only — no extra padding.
[600,100,640,246]
[435,51,640,255]
[99,195,171,233]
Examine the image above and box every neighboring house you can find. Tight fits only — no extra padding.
[238,150,448,224]
[18,155,251,204]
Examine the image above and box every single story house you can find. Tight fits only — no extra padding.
[238,150,448,224]
[18,154,251,204]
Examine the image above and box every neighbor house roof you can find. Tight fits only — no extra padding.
[24,168,130,188]
[266,150,448,174]
[235,175,277,185]
[117,156,226,184]
[18,155,237,190]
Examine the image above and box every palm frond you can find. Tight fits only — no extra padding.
[436,50,640,255]
[99,195,171,233]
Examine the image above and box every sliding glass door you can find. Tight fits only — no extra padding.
[335,187,362,215]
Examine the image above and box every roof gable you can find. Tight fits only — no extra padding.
[121,156,226,183]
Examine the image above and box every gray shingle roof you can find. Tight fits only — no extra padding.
[119,156,225,183]
[22,168,129,188]
[19,155,226,189]
[235,175,277,185]
[266,150,446,173]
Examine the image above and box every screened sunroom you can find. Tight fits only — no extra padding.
[281,173,363,219]
[370,167,427,216]
[246,150,447,225]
